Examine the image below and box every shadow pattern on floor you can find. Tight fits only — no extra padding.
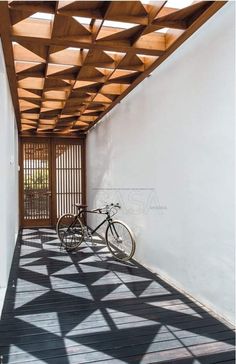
[0,228,235,363]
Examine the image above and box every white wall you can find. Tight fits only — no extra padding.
[0,40,19,315]
[86,3,235,324]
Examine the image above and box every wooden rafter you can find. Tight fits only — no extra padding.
[0,1,226,135]
[0,2,21,129]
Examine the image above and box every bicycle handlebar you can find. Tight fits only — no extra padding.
[110,203,121,209]
[91,203,120,213]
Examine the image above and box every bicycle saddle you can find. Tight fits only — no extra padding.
[75,203,88,209]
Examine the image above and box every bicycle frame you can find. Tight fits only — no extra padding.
[57,203,135,261]
[64,206,120,244]
[78,209,113,235]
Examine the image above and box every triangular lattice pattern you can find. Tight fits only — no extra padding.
[0,1,225,135]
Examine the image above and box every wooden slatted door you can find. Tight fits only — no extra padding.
[54,142,83,222]
[20,138,85,227]
[21,139,52,227]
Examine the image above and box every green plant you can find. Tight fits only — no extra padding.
[24,169,49,190]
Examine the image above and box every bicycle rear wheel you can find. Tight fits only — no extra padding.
[56,213,84,250]
[106,220,135,261]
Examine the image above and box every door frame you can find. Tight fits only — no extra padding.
[19,136,86,228]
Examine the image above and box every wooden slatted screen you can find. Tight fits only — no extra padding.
[55,143,82,219]
[20,137,85,227]
[22,141,51,224]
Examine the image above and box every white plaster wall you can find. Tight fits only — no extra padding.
[0,40,19,315]
[86,3,235,324]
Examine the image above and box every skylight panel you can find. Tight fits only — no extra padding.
[12,41,19,50]
[67,47,81,51]
[104,51,126,56]
[136,54,158,61]
[30,12,54,21]
[167,0,193,9]
[73,16,91,25]
[15,60,41,65]
[48,63,65,68]
[103,20,137,29]
[48,63,74,68]
[155,27,169,34]
[115,69,137,73]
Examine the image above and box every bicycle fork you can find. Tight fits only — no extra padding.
[109,223,123,249]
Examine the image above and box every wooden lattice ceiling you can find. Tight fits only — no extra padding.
[0,1,225,136]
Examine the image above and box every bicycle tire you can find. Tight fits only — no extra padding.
[105,220,135,261]
[56,213,84,250]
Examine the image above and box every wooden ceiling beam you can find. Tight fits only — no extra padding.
[57,8,102,19]
[71,7,133,129]
[57,9,149,25]
[51,47,91,131]
[9,2,55,13]
[151,19,188,30]
[13,18,53,40]
[0,1,227,135]
[17,70,45,79]
[21,119,38,126]
[91,18,104,42]
[57,1,78,11]
[0,2,21,130]
[19,97,41,106]
[11,31,166,56]
[10,9,40,26]
[86,1,227,132]
[55,1,155,132]
[131,1,166,44]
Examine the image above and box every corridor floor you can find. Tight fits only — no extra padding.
[0,229,235,364]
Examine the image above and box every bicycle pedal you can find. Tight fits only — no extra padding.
[70,250,78,255]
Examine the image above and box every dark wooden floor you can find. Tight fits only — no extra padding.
[0,229,235,364]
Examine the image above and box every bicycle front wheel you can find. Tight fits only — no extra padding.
[56,213,84,250]
[106,220,135,261]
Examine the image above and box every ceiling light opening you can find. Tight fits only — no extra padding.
[116,68,137,73]
[103,20,137,29]
[155,27,169,34]
[67,47,82,51]
[30,13,54,21]
[30,12,54,21]
[73,16,91,25]
[48,62,76,68]
[15,60,41,65]
[167,0,193,9]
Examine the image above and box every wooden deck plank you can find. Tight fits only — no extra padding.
[0,329,234,361]
[0,228,235,364]
[0,325,233,355]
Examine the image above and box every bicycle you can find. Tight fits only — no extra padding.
[56,203,136,261]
